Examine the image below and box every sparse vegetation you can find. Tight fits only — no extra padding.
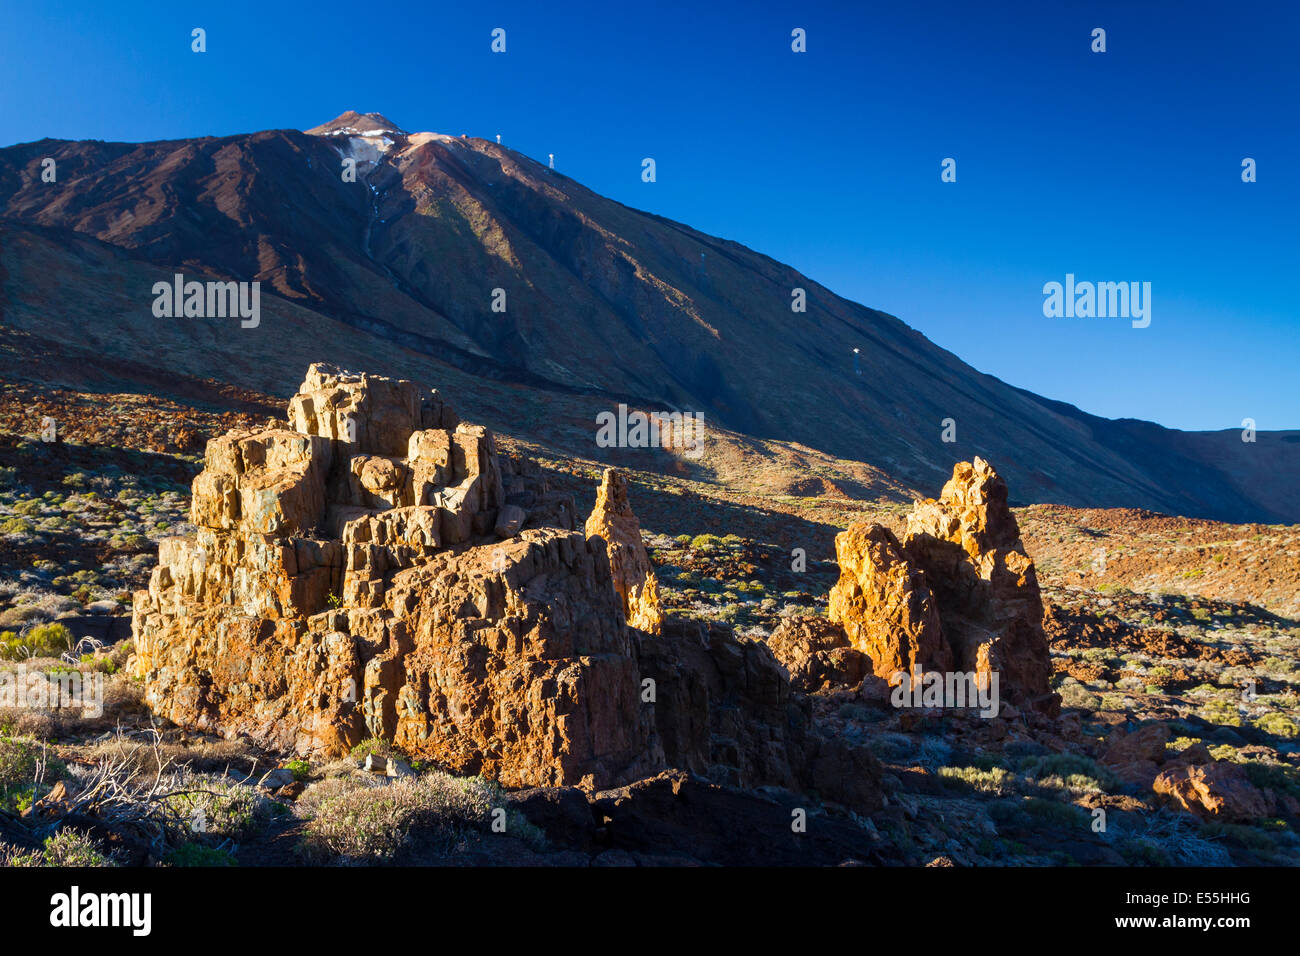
[295,772,537,864]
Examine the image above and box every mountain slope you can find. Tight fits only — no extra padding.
[1,112,1295,522]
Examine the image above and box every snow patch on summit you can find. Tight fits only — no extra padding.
[331,133,394,166]
[407,132,464,148]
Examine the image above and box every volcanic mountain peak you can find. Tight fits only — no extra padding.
[0,115,1296,523]
[304,111,477,161]
[305,110,408,138]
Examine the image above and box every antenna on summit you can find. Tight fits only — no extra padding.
[548,153,554,169]
[853,347,862,376]
[496,134,501,144]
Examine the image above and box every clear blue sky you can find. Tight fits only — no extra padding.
[3,0,1296,431]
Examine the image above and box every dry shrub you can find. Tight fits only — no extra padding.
[295,772,510,864]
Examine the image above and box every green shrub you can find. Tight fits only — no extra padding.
[1018,753,1119,793]
[1201,699,1243,727]
[1254,712,1299,739]
[0,623,74,661]
[1242,761,1300,799]
[1022,796,1088,828]
[0,737,41,810]
[163,843,237,867]
[1199,822,1275,852]
[937,766,1018,795]
[349,738,392,760]
[1,830,115,867]
[1118,837,1171,866]
[1058,683,1102,709]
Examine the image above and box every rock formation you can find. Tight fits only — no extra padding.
[584,468,662,633]
[827,457,1059,714]
[134,364,656,788]
[133,363,882,808]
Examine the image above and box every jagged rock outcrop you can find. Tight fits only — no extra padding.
[133,364,657,787]
[828,457,1059,714]
[133,363,882,808]
[584,468,662,633]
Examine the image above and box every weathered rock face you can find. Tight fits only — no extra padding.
[827,524,951,680]
[133,364,656,788]
[768,615,870,694]
[828,457,1059,714]
[382,529,660,789]
[584,469,662,634]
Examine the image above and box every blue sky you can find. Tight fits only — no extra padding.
[2,0,1296,430]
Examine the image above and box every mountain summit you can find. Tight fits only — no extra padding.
[305,111,408,137]
[0,114,1295,521]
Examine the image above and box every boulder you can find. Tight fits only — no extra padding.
[636,617,883,813]
[1153,761,1275,822]
[494,503,526,538]
[507,786,597,851]
[258,768,296,790]
[385,529,660,789]
[1101,722,1170,766]
[591,770,882,866]
[1101,722,1172,788]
